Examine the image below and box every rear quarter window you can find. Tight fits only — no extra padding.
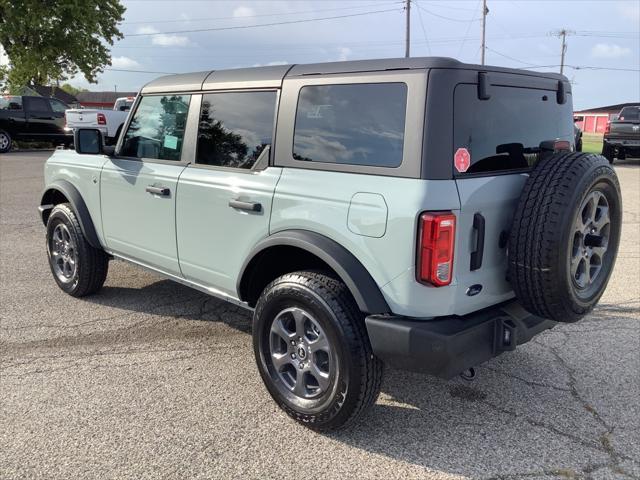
[454,84,573,175]
[0,96,22,110]
[293,83,407,168]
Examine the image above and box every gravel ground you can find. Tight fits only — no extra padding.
[1,151,638,480]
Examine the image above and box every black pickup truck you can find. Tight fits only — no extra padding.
[602,105,640,163]
[0,95,73,153]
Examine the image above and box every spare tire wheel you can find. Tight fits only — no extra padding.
[508,152,621,323]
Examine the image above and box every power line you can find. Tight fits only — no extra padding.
[124,8,402,37]
[457,0,482,58]
[120,2,400,25]
[414,1,481,23]
[415,1,432,55]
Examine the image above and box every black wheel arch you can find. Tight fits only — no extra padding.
[238,230,390,314]
[39,180,101,249]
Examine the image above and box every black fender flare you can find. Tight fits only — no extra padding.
[39,180,101,249]
[238,229,390,314]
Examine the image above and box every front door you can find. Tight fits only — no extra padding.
[176,90,280,297]
[100,93,192,275]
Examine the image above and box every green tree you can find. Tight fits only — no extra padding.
[0,0,126,89]
[60,83,88,96]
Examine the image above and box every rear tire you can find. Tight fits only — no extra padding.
[602,142,614,163]
[253,271,383,431]
[508,152,621,323]
[46,203,109,297]
[0,129,12,153]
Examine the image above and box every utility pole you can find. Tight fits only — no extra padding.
[559,29,567,74]
[481,0,489,65]
[552,29,574,75]
[405,0,411,58]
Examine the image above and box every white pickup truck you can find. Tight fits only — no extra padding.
[65,96,135,145]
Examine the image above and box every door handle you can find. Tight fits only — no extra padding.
[470,213,485,271]
[228,199,262,212]
[146,185,170,196]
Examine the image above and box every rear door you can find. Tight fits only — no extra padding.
[23,96,57,137]
[47,98,69,136]
[451,75,574,308]
[176,90,281,297]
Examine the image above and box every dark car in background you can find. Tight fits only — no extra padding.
[0,95,73,153]
[602,105,640,163]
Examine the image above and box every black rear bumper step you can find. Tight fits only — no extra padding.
[365,301,556,379]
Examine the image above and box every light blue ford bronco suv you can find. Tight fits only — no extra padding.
[40,58,621,430]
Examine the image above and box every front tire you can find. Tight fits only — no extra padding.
[46,203,109,297]
[0,129,12,153]
[253,271,383,431]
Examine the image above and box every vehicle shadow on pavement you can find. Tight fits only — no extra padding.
[83,278,638,478]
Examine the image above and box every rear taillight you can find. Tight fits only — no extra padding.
[604,122,611,135]
[554,140,571,151]
[417,212,456,287]
[97,113,107,125]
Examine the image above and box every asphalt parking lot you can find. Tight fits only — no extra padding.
[1,151,638,480]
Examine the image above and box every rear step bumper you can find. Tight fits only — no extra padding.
[365,301,556,379]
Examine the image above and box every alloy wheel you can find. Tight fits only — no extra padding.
[50,223,78,283]
[269,307,333,399]
[570,190,611,290]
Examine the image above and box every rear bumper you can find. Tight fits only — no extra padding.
[365,301,555,379]
[604,138,640,148]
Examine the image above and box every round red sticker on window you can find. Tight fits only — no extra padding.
[454,148,471,173]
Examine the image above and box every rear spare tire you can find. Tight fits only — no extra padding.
[508,152,621,323]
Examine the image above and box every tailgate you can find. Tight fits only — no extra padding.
[65,109,98,127]
[609,121,640,139]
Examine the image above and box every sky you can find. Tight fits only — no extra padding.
[4,0,640,110]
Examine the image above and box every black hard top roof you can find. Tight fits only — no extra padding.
[141,56,568,94]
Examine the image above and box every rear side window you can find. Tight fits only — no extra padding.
[618,106,639,121]
[0,96,22,110]
[293,83,407,168]
[196,91,276,169]
[454,84,573,175]
[121,94,191,161]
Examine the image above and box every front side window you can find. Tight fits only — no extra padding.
[196,91,277,169]
[293,83,407,168]
[120,94,191,161]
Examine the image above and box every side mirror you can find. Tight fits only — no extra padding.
[74,129,104,155]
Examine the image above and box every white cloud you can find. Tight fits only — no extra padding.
[591,43,632,59]
[338,47,352,62]
[136,26,159,35]
[233,6,255,18]
[251,60,288,67]
[152,34,190,47]
[617,2,640,23]
[110,56,140,69]
[136,25,190,47]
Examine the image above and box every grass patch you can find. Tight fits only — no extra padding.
[582,133,603,154]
